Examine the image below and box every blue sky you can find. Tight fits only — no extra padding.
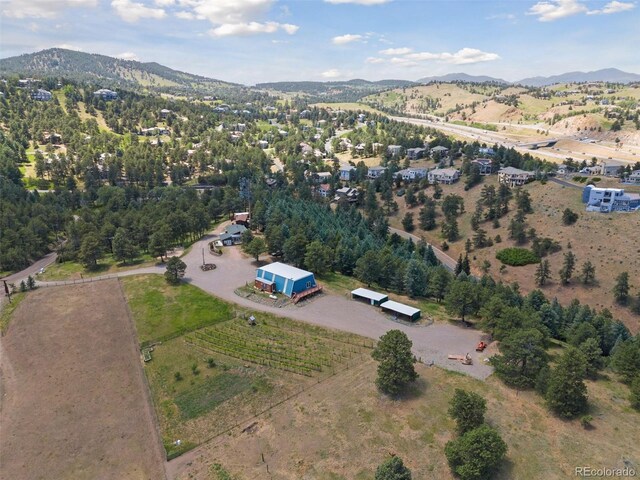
[1,0,638,84]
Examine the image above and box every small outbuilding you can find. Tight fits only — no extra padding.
[351,288,389,306]
[255,262,318,298]
[380,300,421,321]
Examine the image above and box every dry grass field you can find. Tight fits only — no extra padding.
[0,280,166,480]
[388,175,640,333]
[171,359,640,480]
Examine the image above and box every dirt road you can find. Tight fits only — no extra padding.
[0,281,166,480]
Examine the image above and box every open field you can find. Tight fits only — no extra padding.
[40,253,159,281]
[0,281,166,480]
[171,359,640,480]
[122,275,373,460]
[387,174,640,333]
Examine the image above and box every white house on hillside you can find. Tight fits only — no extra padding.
[428,168,460,184]
[498,167,535,186]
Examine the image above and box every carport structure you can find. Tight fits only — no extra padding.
[351,288,389,306]
[380,300,421,321]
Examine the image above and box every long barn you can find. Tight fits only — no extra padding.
[255,262,317,298]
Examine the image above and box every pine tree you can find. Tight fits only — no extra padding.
[535,260,551,286]
[559,251,576,285]
[613,271,630,304]
[455,254,464,276]
[448,389,486,434]
[372,330,418,396]
[581,261,596,285]
[546,347,588,418]
[461,254,471,275]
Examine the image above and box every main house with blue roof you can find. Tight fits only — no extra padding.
[254,262,317,298]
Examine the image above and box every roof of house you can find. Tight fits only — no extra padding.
[369,166,386,171]
[340,164,356,171]
[258,262,314,281]
[499,166,533,175]
[430,168,459,176]
[431,146,449,152]
[351,288,389,302]
[472,158,492,165]
[225,224,247,235]
[219,233,233,241]
[379,300,420,317]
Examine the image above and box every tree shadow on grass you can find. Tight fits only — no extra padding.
[395,377,430,401]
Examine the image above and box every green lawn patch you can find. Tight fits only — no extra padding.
[0,292,27,334]
[40,253,157,281]
[175,373,253,420]
[496,247,540,266]
[121,275,232,345]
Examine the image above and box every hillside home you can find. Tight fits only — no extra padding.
[335,187,358,202]
[312,171,333,183]
[159,108,171,118]
[339,164,356,181]
[387,145,403,156]
[372,142,384,154]
[367,166,387,179]
[430,145,449,157]
[31,89,52,101]
[407,147,427,161]
[258,140,269,149]
[397,168,428,182]
[478,147,495,156]
[18,78,36,88]
[471,158,493,175]
[428,168,460,185]
[93,88,118,100]
[317,183,331,198]
[583,185,640,212]
[498,167,535,186]
[599,161,623,177]
[628,170,640,184]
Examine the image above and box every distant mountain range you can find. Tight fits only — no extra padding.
[0,48,247,98]
[418,68,640,87]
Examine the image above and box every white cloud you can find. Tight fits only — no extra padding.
[370,47,500,67]
[527,0,587,21]
[379,47,412,55]
[111,0,165,22]
[485,13,516,20]
[321,69,341,78]
[209,21,298,37]
[175,10,196,19]
[154,0,174,5]
[2,0,97,19]
[325,0,391,4]
[332,34,363,45]
[116,51,139,60]
[587,0,635,14]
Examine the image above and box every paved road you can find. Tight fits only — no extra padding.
[389,227,457,272]
[548,177,583,189]
[32,223,492,380]
[1,252,58,283]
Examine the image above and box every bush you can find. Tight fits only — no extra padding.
[591,177,601,182]
[496,248,540,266]
[445,425,507,480]
[562,208,579,226]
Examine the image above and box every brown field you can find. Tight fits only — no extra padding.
[171,359,640,480]
[0,281,166,480]
[388,175,640,333]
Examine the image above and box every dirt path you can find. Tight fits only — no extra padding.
[0,281,166,480]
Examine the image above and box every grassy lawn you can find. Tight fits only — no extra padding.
[40,253,158,281]
[121,274,232,345]
[0,292,27,334]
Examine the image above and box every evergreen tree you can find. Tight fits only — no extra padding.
[418,203,437,230]
[375,456,412,480]
[559,251,576,285]
[78,232,103,269]
[424,244,438,266]
[580,338,604,378]
[445,425,507,480]
[26,275,36,290]
[113,228,139,264]
[164,256,186,285]
[404,258,428,298]
[461,254,471,276]
[243,237,268,263]
[535,260,551,286]
[371,330,418,396]
[445,279,479,324]
[546,347,588,418]
[442,217,459,242]
[448,389,487,434]
[629,376,640,411]
[613,271,630,304]
[610,338,640,383]
[492,329,548,389]
[402,212,415,232]
[580,261,596,285]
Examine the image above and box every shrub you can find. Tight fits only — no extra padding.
[174,371,183,381]
[591,177,601,182]
[496,248,540,266]
[207,357,216,368]
[562,208,579,226]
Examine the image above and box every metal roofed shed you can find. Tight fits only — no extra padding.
[255,262,318,298]
[379,300,421,321]
[351,288,389,306]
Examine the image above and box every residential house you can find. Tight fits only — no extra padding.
[498,167,535,186]
[430,145,449,157]
[628,170,640,184]
[339,164,356,181]
[93,88,118,100]
[31,89,52,101]
[317,183,331,198]
[18,78,36,89]
[258,140,269,149]
[397,168,428,182]
[478,147,495,156]
[471,158,493,175]
[221,224,247,244]
[599,161,623,177]
[299,109,311,119]
[159,108,172,118]
[312,171,333,183]
[428,168,460,185]
[335,187,358,202]
[299,142,313,155]
[42,132,62,145]
[354,143,366,154]
[387,145,403,156]
[583,185,640,212]
[367,166,387,179]
[372,142,384,154]
[556,164,574,176]
[233,212,250,227]
[406,147,427,161]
